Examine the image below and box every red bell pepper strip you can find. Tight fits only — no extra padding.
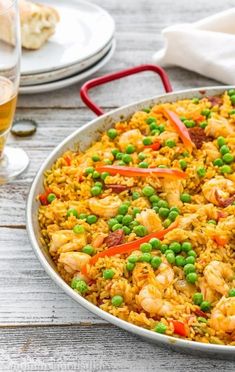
[96,165,186,179]
[81,220,178,275]
[163,109,194,152]
[170,320,188,337]
[193,308,208,318]
[144,142,161,151]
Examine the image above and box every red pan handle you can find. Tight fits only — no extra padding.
[80,64,173,116]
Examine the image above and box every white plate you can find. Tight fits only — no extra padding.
[19,40,115,94]
[20,38,113,86]
[21,0,115,75]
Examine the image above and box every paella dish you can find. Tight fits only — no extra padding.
[38,90,235,345]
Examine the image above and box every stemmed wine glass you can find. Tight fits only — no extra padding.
[0,0,29,184]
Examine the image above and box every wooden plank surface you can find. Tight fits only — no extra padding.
[1,0,234,369]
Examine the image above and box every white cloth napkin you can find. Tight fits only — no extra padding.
[153,9,235,84]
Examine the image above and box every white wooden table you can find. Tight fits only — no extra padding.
[1,0,235,370]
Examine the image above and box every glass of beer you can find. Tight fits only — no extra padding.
[0,0,29,184]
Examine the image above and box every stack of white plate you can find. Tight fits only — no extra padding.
[20,0,115,94]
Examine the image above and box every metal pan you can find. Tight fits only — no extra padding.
[26,64,235,358]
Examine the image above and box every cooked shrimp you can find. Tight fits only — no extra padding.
[91,233,107,248]
[198,278,219,303]
[50,230,87,255]
[155,262,174,289]
[132,262,155,288]
[88,195,122,218]
[58,252,91,274]
[118,129,144,152]
[161,178,183,208]
[138,284,173,316]
[202,177,234,206]
[202,142,220,163]
[205,116,235,138]
[135,208,163,233]
[204,260,234,296]
[210,297,235,332]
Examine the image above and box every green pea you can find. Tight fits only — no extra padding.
[66,208,79,218]
[200,121,208,129]
[229,109,235,115]
[169,242,181,254]
[128,255,139,264]
[149,195,160,204]
[163,219,171,228]
[197,167,206,178]
[143,137,152,146]
[142,185,155,197]
[116,152,123,160]
[79,213,87,220]
[101,172,110,180]
[149,123,158,131]
[175,255,186,267]
[125,144,136,154]
[132,207,141,217]
[222,153,234,164]
[146,117,157,125]
[84,166,94,175]
[151,256,162,269]
[170,207,180,214]
[149,238,161,250]
[116,215,123,223]
[122,214,133,226]
[220,145,230,155]
[179,159,187,170]
[107,128,117,139]
[166,252,175,264]
[181,242,192,252]
[126,262,135,271]
[108,218,118,228]
[197,317,207,323]
[131,191,140,200]
[217,136,226,147]
[103,269,115,279]
[104,159,113,166]
[230,95,235,105]
[213,158,224,167]
[86,215,98,224]
[122,226,131,235]
[111,295,123,307]
[187,250,197,257]
[165,139,176,148]
[122,154,132,164]
[180,193,191,203]
[228,288,235,297]
[160,244,168,253]
[184,264,196,275]
[208,219,217,225]
[180,116,187,122]
[91,186,102,196]
[140,253,152,262]
[193,293,203,305]
[118,204,129,215]
[71,279,88,294]
[220,165,232,174]
[94,181,103,188]
[192,97,199,104]
[159,207,170,218]
[151,129,160,136]
[168,210,179,221]
[158,124,165,133]
[201,109,211,118]
[47,193,56,203]
[140,243,152,253]
[139,161,149,168]
[133,225,148,237]
[200,301,211,312]
[138,152,146,160]
[92,154,100,162]
[73,225,85,234]
[82,245,95,255]
[152,206,159,214]
[111,148,119,157]
[154,322,167,334]
[157,200,169,208]
[184,119,195,128]
[142,107,151,113]
[185,256,195,265]
[92,171,100,179]
[186,272,198,284]
[228,89,235,96]
[112,223,123,231]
